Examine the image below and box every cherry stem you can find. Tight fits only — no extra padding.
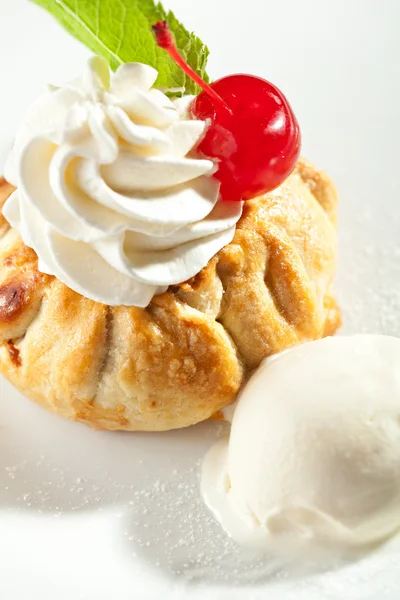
[152,21,233,117]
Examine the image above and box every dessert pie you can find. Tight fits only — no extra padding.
[0,155,339,431]
[0,12,340,431]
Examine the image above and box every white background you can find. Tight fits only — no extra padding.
[0,1,400,599]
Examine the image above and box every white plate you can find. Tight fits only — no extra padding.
[1,0,400,598]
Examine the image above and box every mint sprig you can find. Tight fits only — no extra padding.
[30,0,210,95]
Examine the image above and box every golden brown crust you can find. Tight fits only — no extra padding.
[0,178,12,238]
[0,158,340,431]
[295,157,338,225]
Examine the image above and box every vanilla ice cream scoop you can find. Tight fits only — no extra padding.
[202,335,400,551]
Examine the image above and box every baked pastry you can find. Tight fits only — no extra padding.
[0,157,339,431]
[0,10,340,431]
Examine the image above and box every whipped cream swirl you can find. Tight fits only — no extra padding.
[4,57,242,306]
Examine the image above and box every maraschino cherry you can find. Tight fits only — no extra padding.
[153,21,301,202]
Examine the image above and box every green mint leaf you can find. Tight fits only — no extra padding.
[29,0,209,95]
